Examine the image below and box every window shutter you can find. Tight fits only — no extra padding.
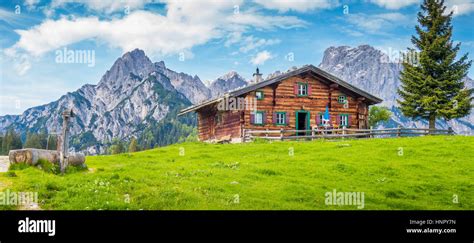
[273,112,277,124]
[316,114,320,125]
[347,115,351,127]
[250,113,255,124]
[308,84,312,96]
[294,83,298,95]
[336,115,341,126]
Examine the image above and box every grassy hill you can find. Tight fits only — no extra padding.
[0,136,472,210]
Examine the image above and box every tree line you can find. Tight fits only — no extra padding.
[0,129,58,155]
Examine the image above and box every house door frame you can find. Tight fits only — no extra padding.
[295,110,310,136]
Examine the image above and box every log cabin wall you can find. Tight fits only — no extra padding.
[197,106,242,141]
[242,75,370,132]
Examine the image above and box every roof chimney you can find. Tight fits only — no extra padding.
[252,67,263,83]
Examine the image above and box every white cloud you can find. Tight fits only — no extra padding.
[24,0,41,10]
[50,0,151,13]
[7,0,306,63]
[254,0,339,12]
[369,0,474,15]
[445,0,474,16]
[239,36,281,53]
[250,50,273,65]
[369,0,419,9]
[345,12,411,34]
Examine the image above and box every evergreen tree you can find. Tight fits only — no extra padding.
[128,137,139,153]
[109,138,125,154]
[1,129,23,154]
[398,0,472,130]
[24,132,42,149]
[368,106,392,127]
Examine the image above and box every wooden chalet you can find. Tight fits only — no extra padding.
[178,65,382,142]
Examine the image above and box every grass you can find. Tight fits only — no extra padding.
[0,135,472,210]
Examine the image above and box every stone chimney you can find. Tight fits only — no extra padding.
[252,67,263,83]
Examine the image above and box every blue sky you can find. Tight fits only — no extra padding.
[1,0,473,115]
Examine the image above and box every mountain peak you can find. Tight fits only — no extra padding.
[209,71,248,98]
[121,48,151,64]
[218,70,240,80]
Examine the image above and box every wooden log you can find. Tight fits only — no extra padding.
[8,148,85,166]
[9,149,59,165]
[68,152,86,166]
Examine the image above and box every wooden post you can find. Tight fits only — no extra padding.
[311,127,315,141]
[342,126,346,139]
[280,128,283,141]
[397,125,401,137]
[60,109,74,174]
[369,126,373,138]
[266,128,269,138]
[448,127,453,135]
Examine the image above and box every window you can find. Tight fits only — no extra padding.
[298,83,308,96]
[339,114,349,127]
[338,95,347,104]
[216,113,223,125]
[318,113,324,125]
[276,112,286,125]
[254,111,264,125]
[255,91,264,100]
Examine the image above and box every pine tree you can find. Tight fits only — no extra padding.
[128,137,139,153]
[397,0,473,130]
[24,132,42,149]
[1,129,23,154]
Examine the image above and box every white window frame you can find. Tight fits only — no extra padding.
[254,112,263,125]
[338,95,347,104]
[340,114,349,127]
[298,83,308,96]
[276,112,286,125]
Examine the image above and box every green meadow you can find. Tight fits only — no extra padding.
[0,135,472,210]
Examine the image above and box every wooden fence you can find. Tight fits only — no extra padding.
[242,126,454,142]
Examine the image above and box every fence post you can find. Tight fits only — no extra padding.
[311,127,315,141]
[342,126,346,139]
[370,126,373,138]
[266,128,269,138]
[280,128,283,141]
[397,125,401,137]
[448,127,453,135]
[242,129,246,142]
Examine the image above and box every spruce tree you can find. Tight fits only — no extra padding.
[128,137,139,153]
[398,0,472,130]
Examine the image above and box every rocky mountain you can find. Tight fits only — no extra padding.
[0,49,254,154]
[319,45,474,135]
[0,49,201,154]
[154,61,211,104]
[209,71,248,98]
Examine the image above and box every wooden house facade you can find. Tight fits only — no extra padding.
[179,65,382,142]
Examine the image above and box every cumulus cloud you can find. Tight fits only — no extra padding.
[345,12,411,34]
[445,0,474,16]
[50,0,151,13]
[250,50,273,65]
[369,0,474,15]
[7,1,306,59]
[369,0,419,9]
[254,0,339,12]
